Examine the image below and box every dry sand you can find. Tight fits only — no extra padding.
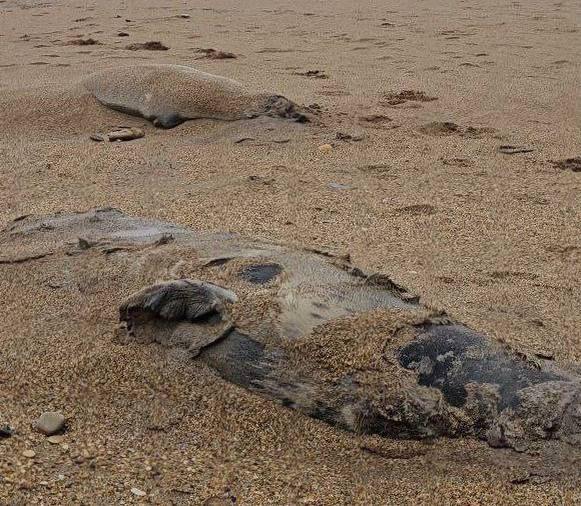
[0,0,580,504]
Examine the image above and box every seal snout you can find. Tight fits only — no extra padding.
[264,95,309,123]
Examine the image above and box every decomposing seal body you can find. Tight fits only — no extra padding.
[2,208,580,450]
[82,64,306,128]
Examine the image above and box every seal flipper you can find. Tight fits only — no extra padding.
[119,279,236,324]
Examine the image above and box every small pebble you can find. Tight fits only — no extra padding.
[318,143,333,152]
[23,449,36,458]
[131,487,147,497]
[34,411,65,435]
[47,435,65,444]
[179,14,191,18]
[0,425,14,438]
[328,182,352,190]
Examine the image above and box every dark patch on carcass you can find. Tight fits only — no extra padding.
[399,324,559,409]
[240,263,283,284]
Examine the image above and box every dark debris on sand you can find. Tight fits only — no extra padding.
[381,90,437,106]
[195,48,237,59]
[293,69,329,79]
[125,41,169,51]
[65,38,102,46]
[551,157,581,172]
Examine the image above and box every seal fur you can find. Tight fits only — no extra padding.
[82,64,306,128]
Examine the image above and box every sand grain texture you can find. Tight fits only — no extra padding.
[0,0,580,504]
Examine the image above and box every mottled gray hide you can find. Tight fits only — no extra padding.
[2,208,580,450]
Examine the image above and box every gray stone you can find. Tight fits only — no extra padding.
[34,411,65,436]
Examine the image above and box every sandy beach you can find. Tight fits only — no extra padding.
[0,0,580,504]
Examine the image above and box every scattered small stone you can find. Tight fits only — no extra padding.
[131,487,147,497]
[23,449,36,458]
[179,14,191,19]
[90,127,144,142]
[0,425,14,438]
[117,32,130,37]
[318,143,333,152]
[47,435,65,444]
[498,145,534,155]
[34,411,65,436]
[125,41,168,51]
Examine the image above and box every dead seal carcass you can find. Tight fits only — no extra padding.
[2,208,580,450]
[82,64,306,128]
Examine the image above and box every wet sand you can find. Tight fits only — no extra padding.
[0,0,580,504]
